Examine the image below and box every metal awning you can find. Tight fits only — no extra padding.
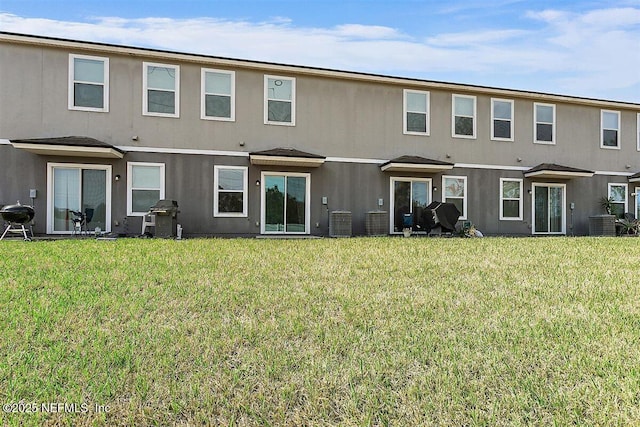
[380,155,454,173]
[10,136,124,159]
[249,148,325,167]
[524,163,594,179]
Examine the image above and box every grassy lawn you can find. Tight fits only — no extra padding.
[1,237,640,426]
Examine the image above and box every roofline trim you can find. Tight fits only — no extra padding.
[1,31,638,110]
[2,140,635,176]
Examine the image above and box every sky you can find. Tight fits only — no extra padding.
[0,0,639,103]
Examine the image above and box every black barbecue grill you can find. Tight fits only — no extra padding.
[0,202,35,241]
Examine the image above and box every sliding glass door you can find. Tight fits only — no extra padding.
[390,177,431,233]
[48,163,111,234]
[261,172,310,234]
[532,183,565,234]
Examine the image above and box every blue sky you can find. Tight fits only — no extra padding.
[1,0,639,102]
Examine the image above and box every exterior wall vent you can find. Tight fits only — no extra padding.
[365,210,388,236]
[329,211,352,237]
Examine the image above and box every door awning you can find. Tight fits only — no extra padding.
[380,155,454,173]
[10,136,125,159]
[524,163,594,179]
[629,172,640,183]
[249,148,325,167]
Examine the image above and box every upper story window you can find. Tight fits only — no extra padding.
[534,103,556,144]
[201,69,235,121]
[601,110,620,149]
[491,98,514,141]
[500,178,523,220]
[214,166,248,217]
[68,54,109,112]
[143,62,180,117]
[403,89,430,135]
[443,175,467,220]
[452,95,476,139]
[127,162,165,215]
[264,75,295,125]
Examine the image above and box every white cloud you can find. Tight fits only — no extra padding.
[0,8,638,102]
[426,29,529,47]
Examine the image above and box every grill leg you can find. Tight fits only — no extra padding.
[0,223,11,240]
[0,223,32,241]
[20,225,31,241]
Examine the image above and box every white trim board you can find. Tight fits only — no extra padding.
[117,145,249,157]
[4,141,636,177]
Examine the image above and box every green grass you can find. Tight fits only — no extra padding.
[1,237,640,426]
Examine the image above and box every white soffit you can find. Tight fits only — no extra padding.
[249,155,325,167]
[380,163,454,173]
[10,142,124,159]
[524,170,594,179]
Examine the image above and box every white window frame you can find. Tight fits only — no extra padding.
[68,54,109,112]
[442,175,468,220]
[452,94,477,139]
[608,183,628,216]
[260,171,310,234]
[635,186,640,220]
[499,178,523,221]
[531,183,566,235]
[143,62,180,118]
[46,163,112,234]
[201,68,235,121]
[534,102,556,145]
[389,176,432,234]
[214,165,247,217]
[264,75,296,126]
[600,110,620,149]
[491,98,514,141]
[403,89,430,136]
[127,162,166,216]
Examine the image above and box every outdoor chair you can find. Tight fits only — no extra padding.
[141,212,156,235]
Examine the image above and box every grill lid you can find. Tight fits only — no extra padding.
[149,199,179,213]
[0,203,35,224]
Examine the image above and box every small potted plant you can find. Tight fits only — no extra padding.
[599,197,614,215]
